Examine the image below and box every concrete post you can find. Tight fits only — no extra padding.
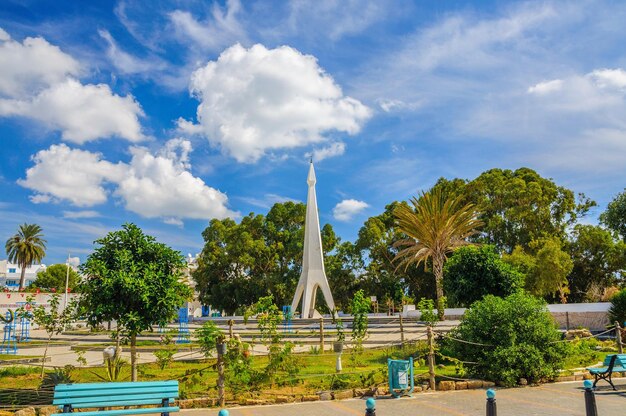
[399,314,405,345]
[427,325,436,391]
[319,317,325,353]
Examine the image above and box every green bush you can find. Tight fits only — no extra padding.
[418,298,437,326]
[444,293,567,386]
[608,288,626,326]
[443,245,524,307]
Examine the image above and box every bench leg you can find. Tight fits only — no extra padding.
[161,398,169,416]
[607,373,616,391]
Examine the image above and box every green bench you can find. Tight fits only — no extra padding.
[53,381,179,416]
[587,353,626,390]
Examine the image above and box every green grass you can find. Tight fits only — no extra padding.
[0,354,40,360]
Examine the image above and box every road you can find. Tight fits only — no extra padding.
[184,381,626,416]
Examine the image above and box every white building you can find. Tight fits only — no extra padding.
[0,260,46,290]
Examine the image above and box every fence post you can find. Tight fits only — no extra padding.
[228,319,234,339]
[399,314,405,345]
[427,325,436,391]
[486,389,497,416]
[615,321,623,354]
[583,380,598,416]
[566,312,570,331]
[320,317,325,354]
[365,397,376,416]
[217,343,226,407]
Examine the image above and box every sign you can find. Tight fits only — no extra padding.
[370,296,377,302]
[398,370,408,386]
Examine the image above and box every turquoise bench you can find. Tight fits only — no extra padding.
[587,354,626,390]
[53,381,179,416]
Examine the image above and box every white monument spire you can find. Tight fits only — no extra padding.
[291,161,336,318]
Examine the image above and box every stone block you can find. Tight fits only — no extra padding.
[37,406,58,416]
[467,380,483,389]
[274,396,291,404]
[455,381,468,390]
[318,392,332,401]
[437,381,455,391]
[244,399,265,406]
[15,408,36,416]
[301,395,320,402]
[333,390,353,400]
[583,373,593,380]
[482,381,495,388]
[557,375,576,382]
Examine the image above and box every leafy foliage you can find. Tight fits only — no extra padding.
[350,289,370,366]
[394,188,483,306]
[443,245,524,307]
[445,293,567,386]
[195,321,225,358]
[5,223,47,290]
[80,223,192,380]
[29,263,81,293]
[154,334,178,370]
[601,189,626,242]
[608,289,626,326]
[417,298,437,326]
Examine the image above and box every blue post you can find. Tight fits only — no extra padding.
[176,307,190,344]
[486,389,497,416]
[583,380,598,416]
[365,397,376,416]
[217,410,229,416]
[1,312,17,354]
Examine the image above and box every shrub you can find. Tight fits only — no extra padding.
[417,298,437,326]
[443,245,524,307]
[608,288,626,327]
[444,293,567,386]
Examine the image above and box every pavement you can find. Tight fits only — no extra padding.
[183,381,626,416]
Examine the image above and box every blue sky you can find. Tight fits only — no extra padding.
[1,0,625,264]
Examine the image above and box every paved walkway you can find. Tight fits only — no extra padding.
[184,381,626,416]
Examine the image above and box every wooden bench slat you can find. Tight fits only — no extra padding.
[54,381,178,392]
[55,398,176,409]
[52,406,180,416]
[54,386,178,400]
[54,393,177,406]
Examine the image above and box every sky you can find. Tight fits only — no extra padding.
[1,0,625,265]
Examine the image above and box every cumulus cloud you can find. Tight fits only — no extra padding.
[305,142,346,162]
[0,79,144,143]
[333,199,369,221]
[0,28,144,143]
[180,43,371,162]
[589,68,626,90]
[18,144,126,206]
[0,28,80,97]
[19,140,237,223]
[527,79,563,95]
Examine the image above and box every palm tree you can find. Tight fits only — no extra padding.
[5,223,47,290]
[394,189,482,303]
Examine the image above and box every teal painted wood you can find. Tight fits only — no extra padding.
[54,388,178,402]
[55,399,176,409]
[53,406,180,416]
[54,386,178,399]
[54,381,178,391]
[54,393,177,406]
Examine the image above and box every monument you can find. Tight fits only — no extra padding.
[290,161,336,318]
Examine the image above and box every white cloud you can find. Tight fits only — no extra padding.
[116,142,237,221]
[98,29,166,75]
[62,210,101,219]
[20,140,237,223]
[0,28,145,143]
[18,144,127,206]
[0,79,144,143]
[305,142,346,162]
[0,28,80,97]
[527,79,563,95]
[168,0,246,52]
[333,199,369,221]
[589,68,626,90]
[181,43,371,162]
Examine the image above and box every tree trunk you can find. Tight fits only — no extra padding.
[433,255,444,301]
[40,334,52,378]
[131,333,137,382]
[19,265,27,291]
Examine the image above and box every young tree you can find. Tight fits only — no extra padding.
[29,263,81,293]
[5,223,47,290]
[443,245,524,307]
[80,223,192,381]
[19,294,78,377]
[394,189,483,308]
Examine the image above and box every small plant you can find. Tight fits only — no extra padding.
[195,321,224,358]
[437,296,447,321]
[154,334,178,370]
[75,350,87,368]
[41,365,75,389]
[308,345,320,355]
[350,290,370,366]
[332,311,345,344]
[418,298,437,326]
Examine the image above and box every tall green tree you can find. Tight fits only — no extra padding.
[80,223,192,381]
[443,245,524,307]
[5,223,47,290]
[394,188,483,304]
[567,225,626,302]
[29,263,81,293]
[433,168,595,252]
[600,189,626,242]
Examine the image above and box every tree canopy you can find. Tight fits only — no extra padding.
[601,189,626,242]
[5,223,47,290]
[29,263,81,293]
